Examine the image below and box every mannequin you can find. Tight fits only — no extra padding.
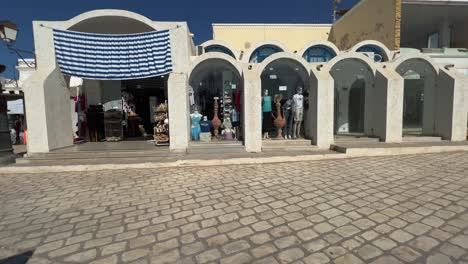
[190,109,202,141]
[222,117,235,140]
[292,87,304,139]
[282,99,293,139]
[199,116,212,142]
[262,89,273,139]
[231,109,240,140]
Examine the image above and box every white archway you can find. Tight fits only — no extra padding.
[188,53,244,144]
[389,55,440,136]
[326,53,377,136]
[256,52,311,140]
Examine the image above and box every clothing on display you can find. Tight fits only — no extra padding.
[262,95,272,112]
[231,109,240,127]
[282,99,293,138]
[190,112,202,140]
[262,95,273,134]
[294,108,304,122]
[293,93,304,109]
[234,88,241,112]
[200,119,212,133]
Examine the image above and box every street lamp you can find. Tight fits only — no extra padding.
[0,21,18,43]
[1,21,35,68]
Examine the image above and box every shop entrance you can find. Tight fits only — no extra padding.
[395,59,437,136]
[260,58,309,140]
[75,76,168,145]
[330,58,374,135]
[188,59,242,143]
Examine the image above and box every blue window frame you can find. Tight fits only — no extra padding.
[356,45,386,62]
[302,45,336,63]
[204,45,236,58]
[249,45,282,63]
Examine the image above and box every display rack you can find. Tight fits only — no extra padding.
[153,102,169,146]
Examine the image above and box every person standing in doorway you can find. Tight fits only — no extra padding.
[14,117,22,144]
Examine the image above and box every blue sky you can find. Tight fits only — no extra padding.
[1,0,359,79]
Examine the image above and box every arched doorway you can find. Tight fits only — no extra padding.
[330,58,375,135]
[395,58,438,136]
[188,59,243,143]
[302,45,337,63]
[260,58,309,139]
[249,45,283,63]
[65,15,170,145]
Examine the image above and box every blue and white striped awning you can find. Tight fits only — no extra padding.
[53,29,173,80]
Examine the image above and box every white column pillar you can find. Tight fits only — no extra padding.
[243,66,262,152]
[309,67,334,149]
[374,68,404,142]
[167,73,189,152]
[23,67,73,153]
[434,68,468,141]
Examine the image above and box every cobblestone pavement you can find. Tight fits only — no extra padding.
[1,152,468,264]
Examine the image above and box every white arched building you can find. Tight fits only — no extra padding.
[23,10,467,154]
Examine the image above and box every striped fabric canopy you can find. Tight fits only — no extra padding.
[53,29,172,80]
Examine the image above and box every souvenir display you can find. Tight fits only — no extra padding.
[153,101,169,145]
[273,94,285,139]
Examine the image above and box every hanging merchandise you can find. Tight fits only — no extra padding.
[153,101,169,146]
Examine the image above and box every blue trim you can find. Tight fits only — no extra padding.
[249,45,282,63]
[204,45,235,58]
[303,45,336,63]
[356,45,386,62]
[53,29,169,38]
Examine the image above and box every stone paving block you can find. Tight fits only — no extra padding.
[276,248,304,263]
[304,239,329,252]
[206,234,229,247]
[389,230,414,243]
[408,236,439,252]
[222,240,251,255]
[63,249,96,262]
[297,229,319,241]
[404,223,431,236]
[372,237,397,251]
[357,244,383,260]
[391,246,421,262]
[274,235,300,249]
[101,241,127,256]
[439,242,466,259]
[151,249,180,264]
[302,252,330,264]
[251,243,277,258]
[426,253,452,264]
[196,248,221,263]
[450,234,468,249]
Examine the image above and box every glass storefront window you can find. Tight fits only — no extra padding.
[204,45,236,58]
[249,45,283,63]
[356,45,386,62]
[302,45,336,63]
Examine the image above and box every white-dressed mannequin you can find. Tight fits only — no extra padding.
[292,87,304,139]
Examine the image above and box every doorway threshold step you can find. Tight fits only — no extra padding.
[262,139,312,146]
[402,136,443,142]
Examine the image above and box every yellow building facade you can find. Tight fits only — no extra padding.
[212,24,331,53]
